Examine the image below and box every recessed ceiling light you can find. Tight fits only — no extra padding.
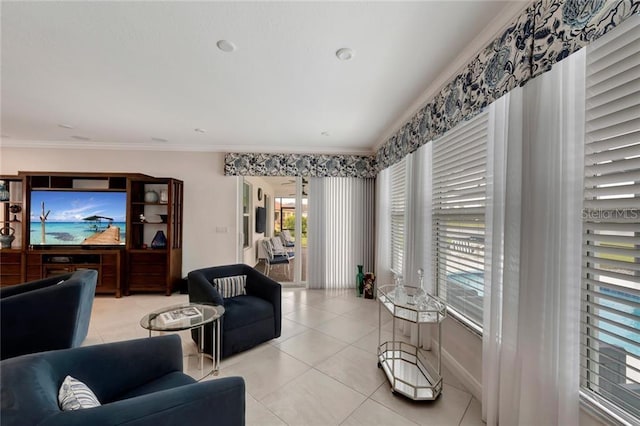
[151,137,168,142]
[217,40,236,53]
[194,128,206,133]
[336,48,354,61]
[321,131,330,136]
[58,124,74,129]
[71,135,91,141]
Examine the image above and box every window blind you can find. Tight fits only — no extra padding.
[390,158,407,276]
[432,111,488,328]
[581,15,640,421]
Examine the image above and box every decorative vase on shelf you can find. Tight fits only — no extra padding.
[356,265,365,297]
[151,230,167,249]
[9,204,21,222]
[144,190,159,203]
[159,189,168,204]
[0,226,15,249]
[0,181,9,202]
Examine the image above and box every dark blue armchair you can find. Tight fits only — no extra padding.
[0,335,246,426]
[188,264,281,358]
[0,269,97,360]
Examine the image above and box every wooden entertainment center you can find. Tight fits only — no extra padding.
[0,172,183,297]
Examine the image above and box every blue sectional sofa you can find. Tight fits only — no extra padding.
[0,335,246,426]
[0,269,97,360]
[188,264,281,358]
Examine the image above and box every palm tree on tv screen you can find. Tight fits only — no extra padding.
[40,201,50,244]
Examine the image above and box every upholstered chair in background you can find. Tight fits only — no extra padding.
[188,263,281,358]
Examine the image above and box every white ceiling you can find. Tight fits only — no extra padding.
[1,1,521,154]
[267,176,307,197]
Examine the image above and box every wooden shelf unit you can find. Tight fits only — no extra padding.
[0,172,183,297]
[126,177,183,296]
[0,175,26,286]
[26,250,123,297]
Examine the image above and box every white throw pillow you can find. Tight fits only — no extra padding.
[213,275,247,298]
[58,375,101,411]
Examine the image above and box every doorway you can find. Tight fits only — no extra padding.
[271,177,307,285]
[241,176,307,286]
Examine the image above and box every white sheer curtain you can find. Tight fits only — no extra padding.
[403,144,434,348]
[307,177,375,289]
[483,49,585,425]
[374,145,432,294]
[375,168,392,288]
[403,144,433,292]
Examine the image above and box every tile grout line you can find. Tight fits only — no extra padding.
[245,388,291,426]
[458,395,474,426]
[337,394,369,426]
[363,381,421,426]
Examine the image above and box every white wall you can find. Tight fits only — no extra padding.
[440,319,483,399]
[242,176,276,266]
[0,147,239,274]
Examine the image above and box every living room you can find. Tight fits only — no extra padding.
[0,0,638,425]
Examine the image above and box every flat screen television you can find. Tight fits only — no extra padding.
[29,190,127,246]
[255,207,266,234]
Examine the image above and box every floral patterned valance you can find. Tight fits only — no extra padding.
[224,153,377,178]
[225,0,638,178]
[375,0,638,171]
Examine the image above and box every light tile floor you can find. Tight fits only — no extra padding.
[86,288,483,426]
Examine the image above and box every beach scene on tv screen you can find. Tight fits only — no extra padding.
[30,191,127,245]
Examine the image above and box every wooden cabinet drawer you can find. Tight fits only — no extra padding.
[129,263,167,274]
[102,254,118,266]
[1,263,21,275]
[127,251,168,292]
[0,251,24,286]
[101,264,117,277]
[43,266,74,277]
[128,274,166,287]
[0,252,21,263]
[0,275,23,286]
[128,251,165,263]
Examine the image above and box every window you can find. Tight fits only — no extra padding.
[390,158,407,276]
[242,181,251,248]
[432,112,488,329]
[581,16,640,421]
[274,197,295,235]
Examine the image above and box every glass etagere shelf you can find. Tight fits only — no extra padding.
[377,285,446,401]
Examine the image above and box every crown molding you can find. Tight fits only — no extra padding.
[373,0,532,151]
[0,138,374,156]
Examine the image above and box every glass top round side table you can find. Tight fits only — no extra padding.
[140,303,224,381]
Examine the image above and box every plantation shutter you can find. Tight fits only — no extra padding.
[390,158,407,275]
[581,15,640,421]
[432,111,488,327]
